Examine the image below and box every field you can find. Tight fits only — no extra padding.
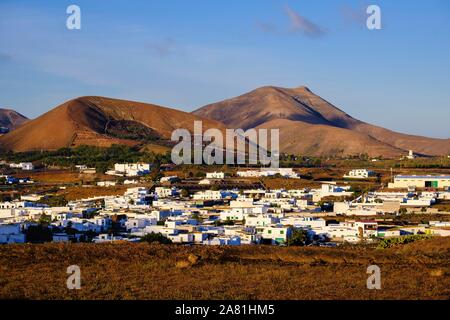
[57,186,129,201]
[0,237,449,300]
[14,170,111,184]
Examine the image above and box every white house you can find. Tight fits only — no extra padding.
[155,187,179,198]
[106,163,151,177]
[388,175,450,189]
[9,162,34,170]
[168,233,194,244]
[259,225,292,244]
[280,217,326,229]
[206,171,225,179]
[160,176,179,184]
[97,181,117,187]
[237,168,299,179]
[192,190,237,200]
[220,209,246,221]
[198,179,212,185]
[245,215,278,227]
[344,169,375,179]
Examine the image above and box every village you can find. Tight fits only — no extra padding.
[1,160,450,246]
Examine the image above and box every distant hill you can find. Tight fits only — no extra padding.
[0,96,224,152]
[1,88,448,157]
[0,108,28,132]
[193,86,450,157]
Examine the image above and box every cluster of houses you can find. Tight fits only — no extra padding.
[1,178,449,244]
[236,168,300,179]
[1,160,449,245]
[0,174,34,185]
[105,163,152,177]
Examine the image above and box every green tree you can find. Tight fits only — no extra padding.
[38,213,52,226]
[191,212,202,222]
[180,189,189,198]
[286,229,308,246]
[140,232,172,244]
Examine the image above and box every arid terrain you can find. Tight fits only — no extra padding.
[0,237,449,300]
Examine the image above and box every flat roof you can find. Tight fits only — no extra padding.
[395,175,450,179]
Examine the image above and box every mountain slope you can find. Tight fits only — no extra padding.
[0,96,224,152]
[256,119,404,157]
[0,108,28,131]
[193,86,450,157]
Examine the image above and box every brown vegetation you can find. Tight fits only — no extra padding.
[14,170,110,184]
[0,237,449,300]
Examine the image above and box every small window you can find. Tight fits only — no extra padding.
[268,230,272,234]
[280,230,284,235]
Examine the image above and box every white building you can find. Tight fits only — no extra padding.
[192,190,237,201]
[97,181,116,187]
[125,217,157,231]
[9,162,34,170]
[220,209,246,221]
[259,225,292,244]
[237,168,299,179]
[206,172,225,179]
[344,169,375,179]
[198,179,212,185]
[106,163,151,177]
[388,175,450,189]
[406,150,415,160]
[245,215,278,227]
[280,217,326,229]
[155,187,179,198]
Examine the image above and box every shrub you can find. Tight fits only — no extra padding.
[140,232,172,244]
[377,234,432,249]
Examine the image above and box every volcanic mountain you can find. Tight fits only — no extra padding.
[0,108,28,131]
[193,86,450,157]
[0,96,224,152]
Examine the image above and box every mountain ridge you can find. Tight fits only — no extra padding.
[0,96,224,152]
[193,86,450,157]
[1,87,448,157]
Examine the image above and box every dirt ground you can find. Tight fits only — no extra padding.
[0,237,448,300]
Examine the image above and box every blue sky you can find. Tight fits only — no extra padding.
[0,0,449,138]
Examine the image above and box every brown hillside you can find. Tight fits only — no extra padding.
[0,108,28,130]
[193,86,450,156]
[256,119,404,157]
[0,96,224,152]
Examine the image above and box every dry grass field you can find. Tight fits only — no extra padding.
[0,237,449,300]
[57,186,129,201]
[14,170,112,184]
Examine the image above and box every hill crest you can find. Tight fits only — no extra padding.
[193,86,450,157]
